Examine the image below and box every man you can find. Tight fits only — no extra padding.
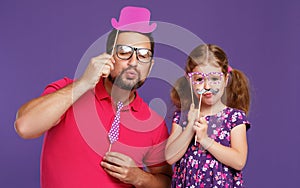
[15,6,172,187]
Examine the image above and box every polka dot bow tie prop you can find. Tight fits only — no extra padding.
[108,101,123,151]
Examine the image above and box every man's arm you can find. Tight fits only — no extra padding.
[14,53,115,139]
[101,152,172,187]
[14,80,88,139]
[195,123,248,171]
[134,165,172,188]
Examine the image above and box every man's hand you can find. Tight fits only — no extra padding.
[79,53,115,90]
[100,152,141,185]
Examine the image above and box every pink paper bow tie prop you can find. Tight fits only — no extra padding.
[108,101,123,151]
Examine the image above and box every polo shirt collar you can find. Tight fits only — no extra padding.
[94,78,142,112]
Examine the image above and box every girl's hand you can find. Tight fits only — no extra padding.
[187,104,198,128]
[194,117,214,150]
[193,117,208,142]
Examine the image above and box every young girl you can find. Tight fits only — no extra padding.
[166,44,251,187]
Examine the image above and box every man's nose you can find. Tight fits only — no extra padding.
[127,51,138,67]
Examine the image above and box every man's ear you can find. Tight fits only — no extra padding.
[146,60,154,77]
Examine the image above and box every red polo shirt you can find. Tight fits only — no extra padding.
[40,77,169,188]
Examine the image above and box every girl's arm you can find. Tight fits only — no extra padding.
[197,122,248,171]
[165,122,194,165]
[165,104,200,164]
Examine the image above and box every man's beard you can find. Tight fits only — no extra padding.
[108,67,146,91]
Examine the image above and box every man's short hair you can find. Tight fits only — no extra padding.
[106,29,155,55]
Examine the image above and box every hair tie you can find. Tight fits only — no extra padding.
[228,65,233,73]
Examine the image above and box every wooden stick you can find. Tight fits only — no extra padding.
[189,78,194,105]
[194,94,202,145]
[111,29,119,56]
[108,143,112,152]
[107,30,119,153]
[197,94,202,118]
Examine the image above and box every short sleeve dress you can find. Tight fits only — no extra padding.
[171,107,250,188]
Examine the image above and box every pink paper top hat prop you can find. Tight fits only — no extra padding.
[111,6,157,33]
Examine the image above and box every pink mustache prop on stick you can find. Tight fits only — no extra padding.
[193,88,219,145]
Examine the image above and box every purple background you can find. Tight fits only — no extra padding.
[1,0,299,187]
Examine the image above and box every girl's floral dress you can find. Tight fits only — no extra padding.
[171,107,250,188]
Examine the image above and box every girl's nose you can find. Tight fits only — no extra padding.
[203,79,211,90]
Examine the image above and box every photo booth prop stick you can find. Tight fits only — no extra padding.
[189,78,195,107]
[194,89,207,145]
[107,6,157,152]
[110,30,119,56]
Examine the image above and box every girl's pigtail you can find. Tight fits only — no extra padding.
[225,69,251,114]
[170,76,193,111]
